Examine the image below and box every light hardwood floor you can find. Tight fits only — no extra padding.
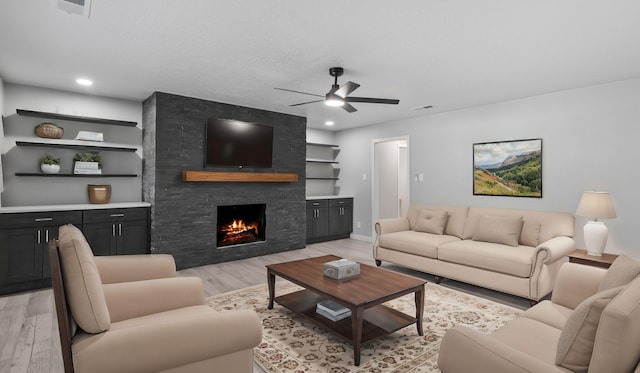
[0,238,532,373]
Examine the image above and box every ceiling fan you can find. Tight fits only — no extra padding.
[275,67,400,113]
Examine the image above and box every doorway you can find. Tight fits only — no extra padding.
[373,137,410,235]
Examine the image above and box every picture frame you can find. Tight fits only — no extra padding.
[473,138,542,198]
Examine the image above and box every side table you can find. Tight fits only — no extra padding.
[568,249,618,269]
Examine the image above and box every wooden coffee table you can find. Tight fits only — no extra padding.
[267,255,426,366]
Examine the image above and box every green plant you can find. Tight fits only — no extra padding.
[74,152,101,163]
[40,154,61,165]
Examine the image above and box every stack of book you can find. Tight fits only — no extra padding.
[73,161,102,175]
[316,300,351,322]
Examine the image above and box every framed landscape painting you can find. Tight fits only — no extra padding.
[473,138,542,198]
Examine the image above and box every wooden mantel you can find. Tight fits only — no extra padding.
[182,170,299,183]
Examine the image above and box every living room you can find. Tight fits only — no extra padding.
[1,1,640,372]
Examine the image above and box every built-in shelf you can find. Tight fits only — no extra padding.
[15,173,138,178]
[183,171,299,183]
[16,109,138,127]
[307,177,339,180]
[306,142,339,148]
[306,158,339,164]
[15,139,137,152]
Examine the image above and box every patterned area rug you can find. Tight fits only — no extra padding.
[205,282,522,373]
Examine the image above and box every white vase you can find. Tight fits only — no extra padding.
[41,164,60,174]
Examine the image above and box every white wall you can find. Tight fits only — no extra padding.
[1,84,143,206]
[0,75,5,202]
[336,78,640,258]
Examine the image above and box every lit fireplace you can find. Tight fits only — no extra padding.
[217,204,266,247]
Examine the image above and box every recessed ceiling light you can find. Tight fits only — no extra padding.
[76,78,93,86]
[325,121,335,126]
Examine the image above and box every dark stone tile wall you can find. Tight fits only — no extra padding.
[142,92,306,270]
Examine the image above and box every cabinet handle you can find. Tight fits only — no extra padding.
[37,229,41,244]
[112,224,116,236]
[110,214,125,218]
[45,229,49,242]
[118,223,122,236]
[34,217,53,222]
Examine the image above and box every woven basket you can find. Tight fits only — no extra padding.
[88,184,111,204]
[34,123,64,139]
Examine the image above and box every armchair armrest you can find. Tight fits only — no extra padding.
[103,277,205,322]
[375,217,410,235]
[536,236,575,263]
[95,254,176,284]
[551,262,607,310]
[438,325,566,373]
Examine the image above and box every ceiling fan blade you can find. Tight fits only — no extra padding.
[290,99,323,107]
[274,88,324,98]
[346,97,400,105]
[341,102,358,113]
[335,81,360,98]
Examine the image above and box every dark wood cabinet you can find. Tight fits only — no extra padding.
[328,198,353,238]
[0,207,149,295]
[82,208,150,256]
[306,200,329,244]
[0,210,82,294]
[306,198,353,244]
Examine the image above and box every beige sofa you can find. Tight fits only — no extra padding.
[51,224,262,373]
[374,204,575,301]
[438,258,640,372]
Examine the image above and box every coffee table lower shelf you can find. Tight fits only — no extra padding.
[275,289,417,345]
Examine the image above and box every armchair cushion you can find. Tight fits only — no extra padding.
[58,224,110,334]
[597,254,640,292]
[94,254,177,284]
[555,285,624,372]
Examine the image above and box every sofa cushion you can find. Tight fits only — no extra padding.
[471,215,523,247]
[520,220,541,247]
[406,204,469,238]
[438,240,536,278]
[597,254,640,292]
[555,285,624,372]
[58,224,111,334]
[414,209,449,235]
[378,231,460,259]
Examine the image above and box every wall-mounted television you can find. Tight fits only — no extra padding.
[205,118,274,168]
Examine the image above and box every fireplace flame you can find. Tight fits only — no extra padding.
[219,219,260,245]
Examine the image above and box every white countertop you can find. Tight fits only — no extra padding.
[0,202,151,213]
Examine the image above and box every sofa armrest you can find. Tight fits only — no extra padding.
[375,218,410,235]
[536,236,575,263]
[103,277,205,322]
[95,254,177,284]
[550,262,606,310]
[438,325,566,373]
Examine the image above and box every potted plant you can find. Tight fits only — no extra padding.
[74,152,102,175]
[40,154,61,174]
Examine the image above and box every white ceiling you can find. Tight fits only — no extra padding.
[1,1,640,131]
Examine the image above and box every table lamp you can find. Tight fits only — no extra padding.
[575,191,617,256]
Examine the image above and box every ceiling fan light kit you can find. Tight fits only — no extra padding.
[276,67,400,113]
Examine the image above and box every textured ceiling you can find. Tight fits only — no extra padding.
[1,1,640,130]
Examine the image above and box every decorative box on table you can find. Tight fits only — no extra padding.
[322,259,360,279]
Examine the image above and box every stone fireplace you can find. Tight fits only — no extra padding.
[217,203,266,247]
[142,92,306,270]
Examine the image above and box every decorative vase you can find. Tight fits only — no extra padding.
[40,164,60,174]
[88,184,111,204]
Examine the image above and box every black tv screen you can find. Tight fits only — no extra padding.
[205,118,273,168]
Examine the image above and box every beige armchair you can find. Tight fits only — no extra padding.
[438,258,640,373]
[49,224,262,373]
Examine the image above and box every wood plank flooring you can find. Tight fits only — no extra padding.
[0,238,532,373]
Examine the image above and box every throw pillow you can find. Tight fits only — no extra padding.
[471,215,523,247]
[520,220,541,247]
[597,254,640,292]
[414,209,449,235]
[58,224,111,334]
[556,285,625,372]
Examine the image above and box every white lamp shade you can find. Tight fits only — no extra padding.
[576,191,617,219]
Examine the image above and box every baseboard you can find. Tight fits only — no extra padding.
[350,233,374,243]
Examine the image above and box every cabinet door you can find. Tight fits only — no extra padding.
[328,199,353,237]
[0,228,42,284]
[41,226,59,279]
[117,219,149,255]
[83,223,117,256]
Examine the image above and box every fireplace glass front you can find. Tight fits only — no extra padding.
[217,204,266,247]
